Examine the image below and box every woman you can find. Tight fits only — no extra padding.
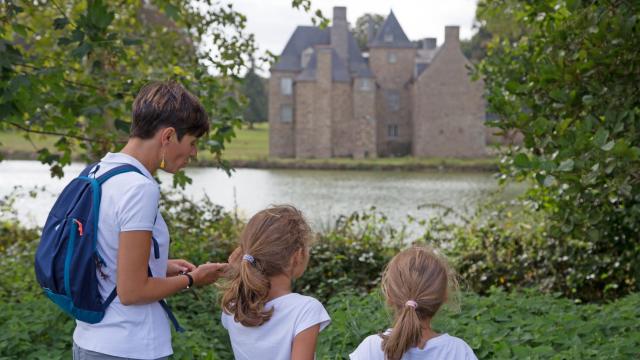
[72,81,226,359]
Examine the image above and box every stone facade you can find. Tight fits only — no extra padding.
[269,7,487,159]
[412,27,486,157]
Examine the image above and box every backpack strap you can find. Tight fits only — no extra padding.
[148,266,185,333]
[96,164,143,185]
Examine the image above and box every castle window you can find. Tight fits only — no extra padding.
[384,33,394,42]
[280,77,293,95]
[359,79,372,91]
[301,47,314,68]
[387,52,397,64]
[280,105,293,123]
[386,91,400,112]
[387,125,399,138]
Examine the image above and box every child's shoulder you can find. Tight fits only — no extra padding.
[273,293,324,309]
[422,334,477,359]
[349,332,385,360]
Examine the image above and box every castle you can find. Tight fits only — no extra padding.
[268,7,486,159]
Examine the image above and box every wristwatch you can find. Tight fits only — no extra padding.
[179,271,194,289]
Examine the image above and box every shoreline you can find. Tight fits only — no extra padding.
[1,151,499,172]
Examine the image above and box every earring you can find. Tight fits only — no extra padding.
[160,150,166,169]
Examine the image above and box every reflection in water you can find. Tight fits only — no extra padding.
[0,160,521,229]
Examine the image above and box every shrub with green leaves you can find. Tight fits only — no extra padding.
[479,0,640,300]
[319,289,640,360]
[294,209,405,303]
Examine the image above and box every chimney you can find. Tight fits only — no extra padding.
[423,37,437,49]
[444,26,460,44]
[331,6,349,62]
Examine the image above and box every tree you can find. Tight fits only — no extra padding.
[0,0,325,185]
[462,0,529,63]
[480,0,640,300]
[240,62,267,129]
[351,13,384,51]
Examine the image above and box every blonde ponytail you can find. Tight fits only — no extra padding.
[380,246,456,359]
[221,205,312,327]
[382,304,423,360]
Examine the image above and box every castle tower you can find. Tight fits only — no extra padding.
[368,10,416,156]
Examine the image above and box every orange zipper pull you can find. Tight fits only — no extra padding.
[74,219,84,236]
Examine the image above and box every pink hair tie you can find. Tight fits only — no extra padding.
[405,300,417,309]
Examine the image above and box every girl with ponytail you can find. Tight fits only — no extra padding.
[220,205,330,360]
[350,246,476,360]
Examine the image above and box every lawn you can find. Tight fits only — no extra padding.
[1,124,498,171]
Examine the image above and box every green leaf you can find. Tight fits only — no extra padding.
[12,24,28,37]
[592,128,608,147]
[71,43,92,59]
[114,119,131,133]
[543,175,557,187]
[53,17,69,30]
[558,159,574,172]
[601,141,615,151]
[514,153,530,168]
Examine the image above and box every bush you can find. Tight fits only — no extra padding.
[295,209,405,303]
[480,0,640,301]
[320,289,640,360]
[1,192,639,359]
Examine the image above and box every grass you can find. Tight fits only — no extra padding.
[0,131,57,155]
[217,122,269,160]
[0,124,499,171]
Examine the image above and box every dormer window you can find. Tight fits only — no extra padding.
[384,33,393,42]
[280,77,293,95]
[301,47,314,68]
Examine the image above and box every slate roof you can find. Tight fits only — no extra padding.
[272,25,374,80]
[296,49,351,83]
[369,10,414,49]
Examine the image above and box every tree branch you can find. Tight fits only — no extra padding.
[7,121,126,144]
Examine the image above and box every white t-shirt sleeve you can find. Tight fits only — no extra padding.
[115,180,160,232]
[293,297,331,337]
[349,334,384,360]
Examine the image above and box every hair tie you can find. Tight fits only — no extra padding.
[242,254,255,264]
[405,300,417,309]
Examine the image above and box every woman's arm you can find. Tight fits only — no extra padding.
[291,324,320,360]
[117,230,225,305]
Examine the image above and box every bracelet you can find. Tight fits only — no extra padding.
[179,271,194,289]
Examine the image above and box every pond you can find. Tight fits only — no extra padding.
[0,160,521,230]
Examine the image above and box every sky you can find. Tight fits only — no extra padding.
[230,0,479,62]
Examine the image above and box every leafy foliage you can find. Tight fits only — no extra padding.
[351,13,384,51]
[295,209,405,303]
[0,0,326,184]
[240,64,268,127]
[479,0,640,300]
[1,190,639,358]
[0,0,257,182]
[320,289,640,360]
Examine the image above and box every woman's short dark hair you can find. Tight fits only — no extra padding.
[131,81,209,140]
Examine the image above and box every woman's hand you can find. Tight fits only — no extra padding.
[166,259,196,277]
[190,262,228,286]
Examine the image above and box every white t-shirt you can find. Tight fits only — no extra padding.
[221,293,331,360]
[73,152,173,359]
[350,330,477,360]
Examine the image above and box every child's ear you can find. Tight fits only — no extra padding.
[289,248,304,268]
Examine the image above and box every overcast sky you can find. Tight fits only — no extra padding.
[230,0,479,60]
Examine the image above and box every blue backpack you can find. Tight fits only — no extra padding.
[34,163,183,332]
